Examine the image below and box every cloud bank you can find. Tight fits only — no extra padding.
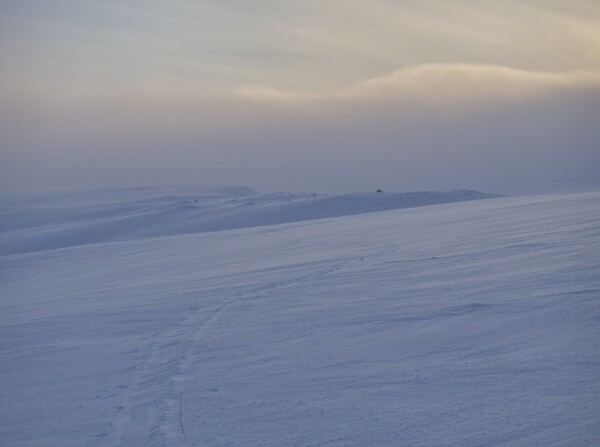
[1,64,599,194]
[234,64,600,104]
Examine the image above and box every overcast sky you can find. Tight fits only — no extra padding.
[1,0,599,193]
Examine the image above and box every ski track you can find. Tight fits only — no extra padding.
[114,244,398,446]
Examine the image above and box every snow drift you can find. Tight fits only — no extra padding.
[0,188,499,255]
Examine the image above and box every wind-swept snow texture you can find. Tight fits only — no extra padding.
[0,188,498,255]
[1,189,599,446]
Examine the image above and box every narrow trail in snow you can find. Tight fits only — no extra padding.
[113,243,399,447]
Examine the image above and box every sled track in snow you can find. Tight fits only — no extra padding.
[113,243,399,446]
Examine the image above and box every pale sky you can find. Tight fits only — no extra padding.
[1,0,599,193]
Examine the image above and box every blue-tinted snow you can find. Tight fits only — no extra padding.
[0,188,499,255]
[0,189,598,446]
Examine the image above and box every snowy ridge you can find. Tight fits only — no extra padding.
[1,190,599,446]
[0,188,499,255]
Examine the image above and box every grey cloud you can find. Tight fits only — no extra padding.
[1,65,598,194]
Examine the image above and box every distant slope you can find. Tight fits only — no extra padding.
[0,188,500,255]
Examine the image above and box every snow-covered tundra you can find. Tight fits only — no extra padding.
[1,188,599,446]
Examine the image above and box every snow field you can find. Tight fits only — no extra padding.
[1,190,599,446]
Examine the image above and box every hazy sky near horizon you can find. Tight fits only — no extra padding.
[1,0,599,193]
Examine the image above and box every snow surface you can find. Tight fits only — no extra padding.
[1,189,599,446]
[0,188,498,256]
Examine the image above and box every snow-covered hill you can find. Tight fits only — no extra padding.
[0,188,498,255]
[1,189,599,446]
